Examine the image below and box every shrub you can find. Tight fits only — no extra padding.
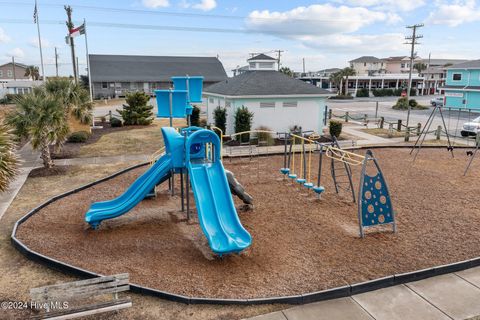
[67,131,90,143]
[191,106,200,126]
[110,117,123,127]
[409,99,418,108]
[256,125,274,146]
[356,88,369,97]
[372,88,395,97]
[199,118,207,127]
[117,91,153,125]
[392,97,409,110]
[329,120,343,138]
[394,88,403,96]
[234,106,254,143]
[410,88,417,96]
[213,106,227,135]
[329,95,353,100]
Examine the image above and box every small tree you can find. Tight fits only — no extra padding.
[329,120,343,138]
[7,89,69,168]
[234,106,254,143]
[213,106,226,135]
[413,62,427,74]
[0,125,18,192]
[117,91,154,125]
[279,66,294,77]
[24,65,40,80]
[191,106,200,127]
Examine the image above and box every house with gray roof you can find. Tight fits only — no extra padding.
[349,56,386,76]
[204,54,331,135]
[89,54,227,98]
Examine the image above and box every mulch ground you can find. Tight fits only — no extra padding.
[16,148,480,299]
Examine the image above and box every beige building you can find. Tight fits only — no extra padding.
[0,62,30,80]
[349,56,386,76]
[383,56,422,74]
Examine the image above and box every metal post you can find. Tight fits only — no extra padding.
[180,170,184,212]
[328,109,332,120]
[169,90,173,127]
[186,171,190,220]
[417,123,421,135]
[317,147,323,187]
[397,119,402,132]
[380,117,384,129]
[302,138,306,180]
[171,170,175,196]
[375,101,379,119]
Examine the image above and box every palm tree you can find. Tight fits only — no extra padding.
[413,62,427,74]
[329,71,343,95]
[44,78,93,125]
[341,67,356,96]
[24,65,40,80]
[0,125,18,192]
[6,88,69,168]
[279,66,294,77]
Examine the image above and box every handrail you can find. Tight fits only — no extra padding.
[324,146,365,166]
[149,147,166,165]
[225,130,276,139]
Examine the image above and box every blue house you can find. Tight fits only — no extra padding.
[443,60,480,110]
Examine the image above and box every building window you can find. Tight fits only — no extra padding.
[401,63,405,68]
[282,101,297,108]
[101,82,108,89]
[260,102,275,108]
[249,62,256,68]
[225,101,231,108]
[7,70,12,77]
[364,62,366,67]
[258,62,274,69]
[0,70,2,77]
[209,98,214,103]
[452,73,462,81]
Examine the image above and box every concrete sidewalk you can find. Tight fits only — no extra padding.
[247,268,480,320]
[0,142,41,220]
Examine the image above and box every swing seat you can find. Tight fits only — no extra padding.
[313,186,325,194]
[296,178,306,184]
[304,182,314,189]
[288,173,297,179]
[280,168,290,175]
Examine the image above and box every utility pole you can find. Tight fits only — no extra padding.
[12,56,16,80]
[65,5,77,82]
[405,23,423,127]
[275,49,284,71]
[302,58,305,74]
[54,47,59,77]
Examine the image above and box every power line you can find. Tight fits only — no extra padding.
[0,1,381,23]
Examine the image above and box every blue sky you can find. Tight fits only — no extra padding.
[0,0,479,76]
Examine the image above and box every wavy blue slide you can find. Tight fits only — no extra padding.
[85,154,172,228]
[188,159,251,255]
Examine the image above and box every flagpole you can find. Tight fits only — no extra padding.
[35,0,45,81]
[84,19,93,103]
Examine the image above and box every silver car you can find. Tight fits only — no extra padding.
[461,116,480,137]
[430,97,444,107]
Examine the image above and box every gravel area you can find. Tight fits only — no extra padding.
[16,148,480,299]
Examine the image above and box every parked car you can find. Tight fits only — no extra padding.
[430,97,444,107]
[461,116,480,137]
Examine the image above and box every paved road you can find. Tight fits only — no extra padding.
[328,96,480,142]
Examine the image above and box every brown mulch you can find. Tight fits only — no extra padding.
[15,148,480,299]
[51,122,146,159]
[28,166,70,178]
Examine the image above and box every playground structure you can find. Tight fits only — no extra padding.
[410,104,480,175]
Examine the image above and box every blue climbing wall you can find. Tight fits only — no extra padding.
[360,172,394,227]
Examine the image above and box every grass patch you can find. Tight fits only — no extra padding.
[78,118,186,158]
[362,128,406,138]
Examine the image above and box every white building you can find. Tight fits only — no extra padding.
[203,54,332,135]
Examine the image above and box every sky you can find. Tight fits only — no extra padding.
[0,0,479,77]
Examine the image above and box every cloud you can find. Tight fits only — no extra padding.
[142,0,169,8]
[301,33,405,53]
[0,27,10,43]
[28,37,50,48]
[6,48,25,58]
[343,0,425,12]
[426,0,480,26]
[246,4,392,37]
[192,0,216,11]
[180,0,217,11]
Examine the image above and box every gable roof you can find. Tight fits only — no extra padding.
[89,54,227,82]
[0,62,29,69]
[349,56,382,63]
[247,54,276,61]
[204,71,331,97]
[447,59,480,69]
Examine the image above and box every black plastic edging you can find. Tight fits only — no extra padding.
[10,146,480,305]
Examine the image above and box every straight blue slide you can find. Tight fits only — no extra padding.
[188,159,252,255]
[85,154,172,228]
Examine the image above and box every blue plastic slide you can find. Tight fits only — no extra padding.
[186,130,252,255]
[85,154,172,228]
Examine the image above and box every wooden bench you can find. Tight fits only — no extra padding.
[29,273,131,320]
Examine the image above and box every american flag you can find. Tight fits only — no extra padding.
[33,1,38,24]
